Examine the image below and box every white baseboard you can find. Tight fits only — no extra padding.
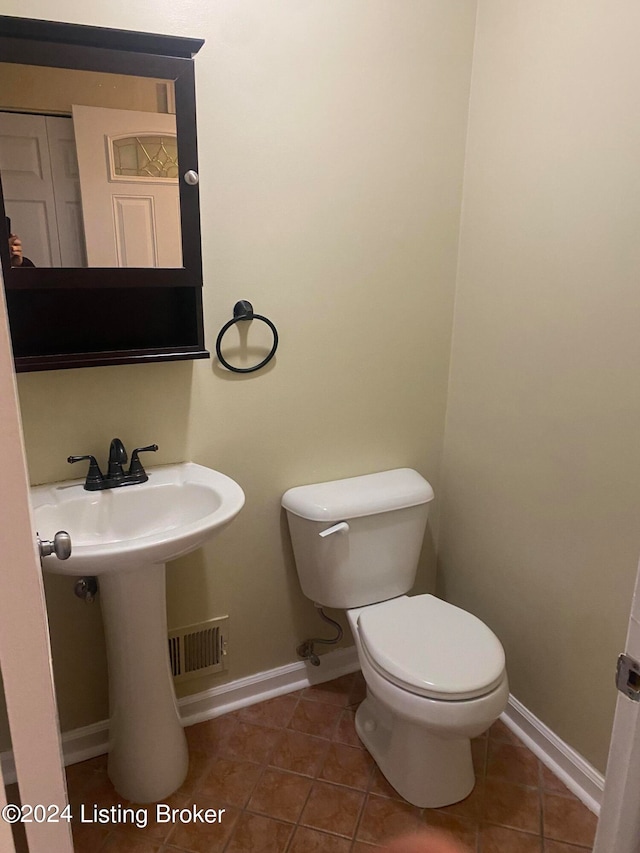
[0,645,360,785]
[502,694,604,815]
[0,717,110,786]
[178,644,360,726]
[1,650,605,819]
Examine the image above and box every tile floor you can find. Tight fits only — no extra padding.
[8,672,598,852]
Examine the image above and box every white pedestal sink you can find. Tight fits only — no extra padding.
[31,462,245,803]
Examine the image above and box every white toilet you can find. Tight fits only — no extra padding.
[282,468,509,808]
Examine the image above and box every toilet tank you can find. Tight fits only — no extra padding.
[282,469,434,609]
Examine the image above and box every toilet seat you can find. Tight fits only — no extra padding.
[357,595,506,701]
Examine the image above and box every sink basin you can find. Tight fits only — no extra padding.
[32,462,245,575]
[31,461,245,804]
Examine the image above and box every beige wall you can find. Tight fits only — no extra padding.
[438,0,640,772]
[0,64,171,115]
[1,0,476,740]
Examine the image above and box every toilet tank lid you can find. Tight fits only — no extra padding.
[281,468,434,522]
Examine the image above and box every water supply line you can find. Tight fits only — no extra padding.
[297,604,343,666]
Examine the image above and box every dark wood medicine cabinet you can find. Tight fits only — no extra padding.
[0,16,209,372]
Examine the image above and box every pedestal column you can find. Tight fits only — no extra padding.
[98,563,188,803]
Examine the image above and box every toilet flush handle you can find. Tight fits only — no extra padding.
[319,521,350,538]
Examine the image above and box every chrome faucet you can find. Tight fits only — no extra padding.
[68,438,158,491]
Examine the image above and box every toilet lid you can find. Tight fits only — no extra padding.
[358,595,506,701]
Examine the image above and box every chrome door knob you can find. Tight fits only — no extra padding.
[38,531,72,560]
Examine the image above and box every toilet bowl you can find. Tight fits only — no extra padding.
[347,596,508,806]
[282,468,509,808]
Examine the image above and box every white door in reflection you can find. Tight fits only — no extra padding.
[0,111,86,267]
[72,104,182,268]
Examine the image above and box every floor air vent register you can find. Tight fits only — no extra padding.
[168,616,229,681]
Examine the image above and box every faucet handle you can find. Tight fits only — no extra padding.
[68,454,104,489]
[128,444,158,480]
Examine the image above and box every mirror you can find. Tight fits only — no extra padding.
[0,16,208,371]
[1,63,181,268]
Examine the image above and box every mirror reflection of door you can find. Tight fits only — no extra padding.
[0,111,87,267]
[72,105,182,268]
[0,62,180,270]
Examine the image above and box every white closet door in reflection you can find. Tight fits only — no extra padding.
[46,116,87,267]
[0,112,62,266]
[72,104,182,268]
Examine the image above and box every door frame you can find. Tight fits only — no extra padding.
[593,551,640,852]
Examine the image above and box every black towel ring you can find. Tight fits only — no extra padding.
[215,300,279,373]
